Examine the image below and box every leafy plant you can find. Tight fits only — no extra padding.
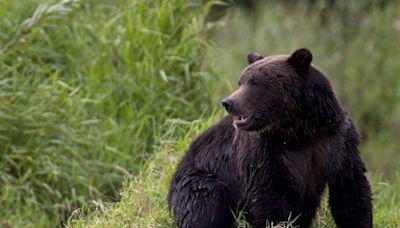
[0,0,216,226]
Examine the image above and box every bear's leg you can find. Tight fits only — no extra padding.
[328,147,372,228]
[168,170,235,228]
[245,188,299,228]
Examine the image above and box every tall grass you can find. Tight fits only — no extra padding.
[0,0,215,226]
[68,116,220,227]
[2,0,400,227]
[70,1,400,227]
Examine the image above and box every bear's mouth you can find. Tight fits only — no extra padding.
[233,113,253,128]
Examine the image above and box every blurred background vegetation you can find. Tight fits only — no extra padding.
[0,0,399,227]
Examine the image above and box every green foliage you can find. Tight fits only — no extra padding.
[0,0,215,226]
[70,1,400,227]
[68,116,221,227]
[2,0,400,227]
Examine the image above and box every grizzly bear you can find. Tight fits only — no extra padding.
[168,48,372,228]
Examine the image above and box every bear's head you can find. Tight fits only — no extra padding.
[222,48,343,138]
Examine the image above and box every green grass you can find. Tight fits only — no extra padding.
[1,0,400,227]
[68,116,219,227]
[0,0,217,226]
[70,1,400,227]
[68,114,400,228]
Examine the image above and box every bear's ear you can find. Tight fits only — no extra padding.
[287,48,313,73]
[247,53,264,64]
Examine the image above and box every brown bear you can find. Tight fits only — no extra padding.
[168,48,372,228]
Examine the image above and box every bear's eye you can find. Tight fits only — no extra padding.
[238,81,242,86]
[247,77,257,85]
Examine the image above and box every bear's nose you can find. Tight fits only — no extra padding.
[222,98,233,111]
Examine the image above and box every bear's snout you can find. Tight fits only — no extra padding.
[221,98,233,112]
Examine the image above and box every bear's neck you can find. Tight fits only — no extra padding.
[235,108,345,150]
[274,84,347,148]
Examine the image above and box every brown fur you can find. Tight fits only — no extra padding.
[168,49,372,228]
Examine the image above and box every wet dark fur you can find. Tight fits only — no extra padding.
[168,49,372,228]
